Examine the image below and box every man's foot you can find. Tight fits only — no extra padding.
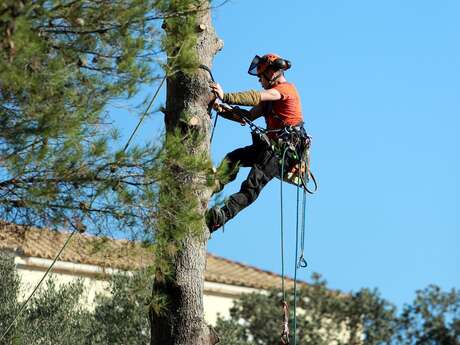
[206,206,227,232]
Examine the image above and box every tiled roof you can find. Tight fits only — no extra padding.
[0,221,303,290]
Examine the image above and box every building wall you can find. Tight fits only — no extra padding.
[202,281,258,324]
[14,255,257,325]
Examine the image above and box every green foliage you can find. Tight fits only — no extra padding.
[396,285,460,344]
[0,252,93,345]
[0,0,214,234]
[1,0,216,341]
[2,253,459,344]
[20,279,91,345]
[0,0,209,239]
[157,0,204,74]
[214,318,255,345]
[87,270,153,345]
[0,0,219,247]
[215,276,460,345]
[0,253,22,345]
[0,252,152,345]
[0,0,169,235]
[153,130,212,277]
[216,274,399,345]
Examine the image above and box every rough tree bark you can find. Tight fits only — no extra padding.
[150,3,223,345]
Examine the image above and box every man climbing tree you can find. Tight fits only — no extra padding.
[207,53,308,231]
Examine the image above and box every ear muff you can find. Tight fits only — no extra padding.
[272,58,291,71]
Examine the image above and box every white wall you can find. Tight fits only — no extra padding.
[14,255,257,325]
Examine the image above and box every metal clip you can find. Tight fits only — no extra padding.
[297,254,308,268]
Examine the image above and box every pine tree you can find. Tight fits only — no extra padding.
[2,0,224,343]
[0,1,183,236]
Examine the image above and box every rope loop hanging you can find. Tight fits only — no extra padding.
[278,142,312,345]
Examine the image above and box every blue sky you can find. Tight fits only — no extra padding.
[117,0,459,308]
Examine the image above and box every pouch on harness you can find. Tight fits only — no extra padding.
[253,124,317,194]
[272,126,317,193]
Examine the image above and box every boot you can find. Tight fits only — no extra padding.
[206,206,227,232]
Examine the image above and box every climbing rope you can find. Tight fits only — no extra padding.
[200,64,267,144]
[292,169,302,345]
[279,144,311,345]
[292,158,310,345]
[0,77,167,343]
[279,146,290,344]
[122,75,167,152]
[199,64,220,143]
[298,186,308,269]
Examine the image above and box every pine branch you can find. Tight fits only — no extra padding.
[0,198,139,217]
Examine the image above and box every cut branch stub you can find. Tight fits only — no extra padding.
[189,116,200,126]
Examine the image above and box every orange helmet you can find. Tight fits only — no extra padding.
[248,53,291,76]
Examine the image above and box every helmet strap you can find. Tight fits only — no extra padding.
[265,70,282,87]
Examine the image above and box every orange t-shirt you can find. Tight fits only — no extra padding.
[264,82,303,130]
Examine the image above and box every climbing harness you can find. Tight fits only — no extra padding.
[271,125,317,194]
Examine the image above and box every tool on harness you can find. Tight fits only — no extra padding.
[265,125,318,194]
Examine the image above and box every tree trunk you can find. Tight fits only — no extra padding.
[150,3,223,345]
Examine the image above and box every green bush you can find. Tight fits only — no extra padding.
[215,274,460,345]
[0,253,150,345]
[0,253,23,345]
[87,271,152,345]
[2,253,459,345]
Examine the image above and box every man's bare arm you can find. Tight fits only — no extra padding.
[247,103,264,121]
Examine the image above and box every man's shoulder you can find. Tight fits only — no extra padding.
[272,82,296,91]
[271,82,299,98]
